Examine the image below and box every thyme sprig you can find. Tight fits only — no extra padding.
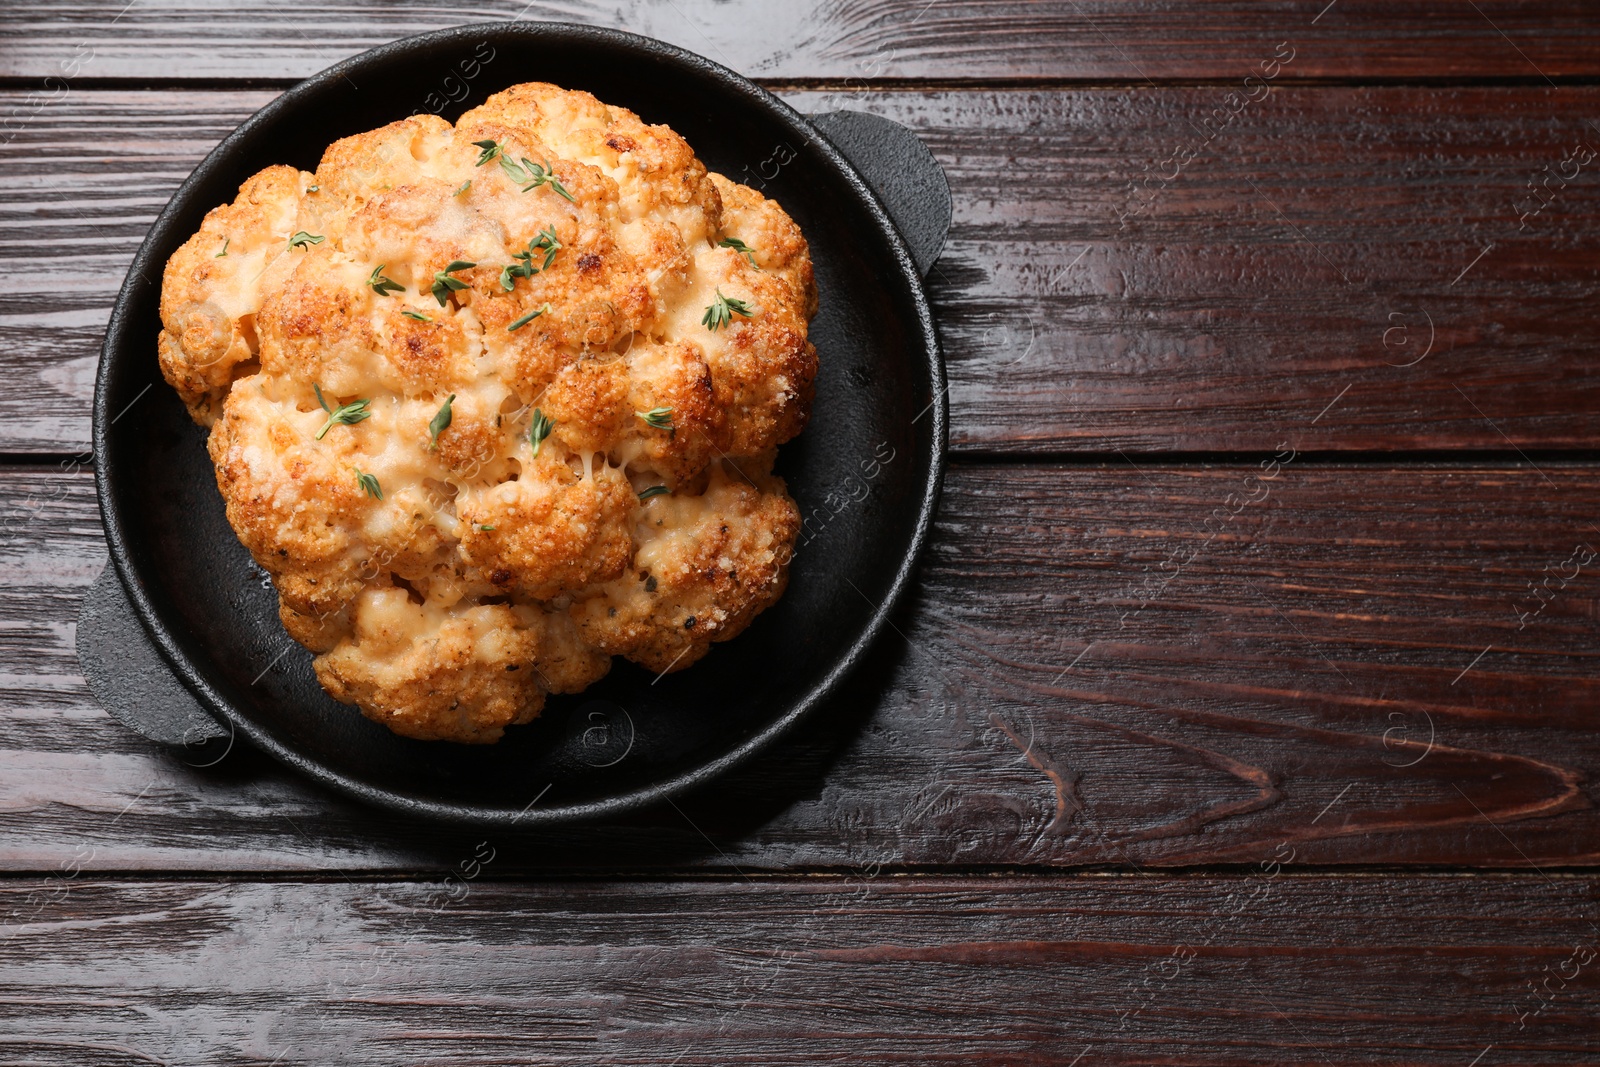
[528,224,562,269]
[719,236,759,268]
[430,260,476,306]
[500,155,575,202]
[701,289,754,331]
[288,231,324,250]
[499,225,563,290]
[636,407,673,430]
[313,384,371,440]
[528,408,553,457]
[354,469,383,499]
[367,263,405,297]
[471,138,575,200]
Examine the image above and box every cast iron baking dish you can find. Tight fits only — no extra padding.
[83,22,948,826]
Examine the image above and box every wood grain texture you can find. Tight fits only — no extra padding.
[5,2,1596,1047]
[4,1,1600,82]
[3,874,1597,1064]
[4,87,1600,454]
[10,463,1600,873]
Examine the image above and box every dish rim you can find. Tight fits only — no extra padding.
[93,20,948,826]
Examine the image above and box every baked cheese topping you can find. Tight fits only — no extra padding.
[157,82,817,743]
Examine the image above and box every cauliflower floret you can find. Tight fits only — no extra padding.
[159,164,310,424]
[456,450,636,601]
[313,588,609,743]
[157,82,816,743]
[571,460,800,673]
[709,172,818,319]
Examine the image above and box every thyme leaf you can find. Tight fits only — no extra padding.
[427,394,455,450]
[507,302,552,331]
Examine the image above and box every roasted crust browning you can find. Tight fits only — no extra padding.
[158,82,817,743]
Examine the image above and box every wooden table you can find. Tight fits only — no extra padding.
[4,2,1599,1062]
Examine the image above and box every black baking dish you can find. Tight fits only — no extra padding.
[80,22,949,826]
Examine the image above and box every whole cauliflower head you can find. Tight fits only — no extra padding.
[157,82,817,743]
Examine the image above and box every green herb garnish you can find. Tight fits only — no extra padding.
[454,179,471,196]
[719,236,759,268]
[499,155,575,202]
[427,394,455,450]
[507,302,552,331]
[478,523,495,531]
[499,225,563,291]
[638,485,670,501]
[529,225,561,270]
[215,237,229,258]
[636,407,673,430]
[313,384,371,440]
[401,310,431,322]
[701,288,754,331]
[430,261,476,306]
[367,263,405,297]
[354,469,382,499]
[288,231,324,250]
[472,139,502,166]
[306,184,319,193]
[528,408,553,457]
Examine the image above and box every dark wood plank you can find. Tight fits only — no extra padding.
[4,1,1600,82]
[5,87,1600,454]
[883,84,1600,453]
[11,462,1600,872]
[3,874,1597,1064]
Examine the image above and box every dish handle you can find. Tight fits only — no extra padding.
[807,111,951,278]
[77,565,230,748]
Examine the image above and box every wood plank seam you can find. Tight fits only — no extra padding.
[8,88,1600,452]
[8,1,1600,81]
[7,465,1600,870]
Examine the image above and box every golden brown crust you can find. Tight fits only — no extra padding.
[570,460,801,674]
[156,82,816,743]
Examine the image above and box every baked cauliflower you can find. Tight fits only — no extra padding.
[157,82,817,743]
